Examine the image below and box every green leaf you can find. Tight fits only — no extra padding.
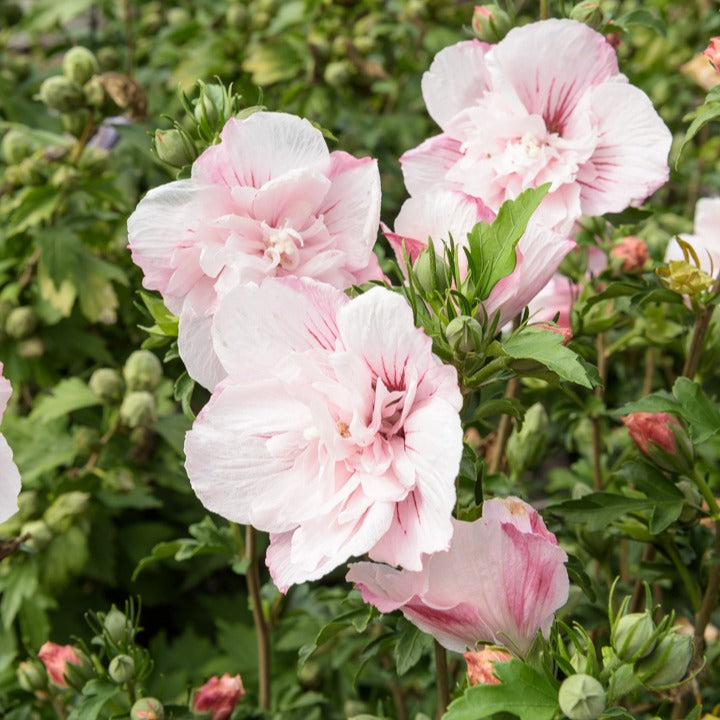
[67,679,122,720]
[502,327,596,388]
[394,620,430,675]
[672,377,720,444]
[676,97,720,165]
[612,392,679,418]
[0,562,39,629]
[443,659,557,720]
[30,378,101,424]
[6,187,60,237]
[37,229,85,287]
[614,9,665,36]
[552,493,654,533]
[466,185,549,302]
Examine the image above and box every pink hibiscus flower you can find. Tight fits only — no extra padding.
[184,278,463,592]
[127,111,383,389]
[401,19,671,233]
[347,496,569,656]
[384,190,575,326]
[193,673,245,720]
[665,197,720,275]
[0,364,20,522]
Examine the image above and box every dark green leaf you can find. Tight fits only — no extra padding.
[30,378,101,424]
[394,621,429,675]
[672,377,720,444]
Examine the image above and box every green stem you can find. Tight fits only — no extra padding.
[660,537,702,612]
[539,0,549,20]
[434,640,450,720]
[604,328,640,357]
[694,519,720,660]
[464,355,511,388]
[693,468,720,520]
[682,270,720,379]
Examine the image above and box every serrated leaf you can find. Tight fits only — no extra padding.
[552,493,654,532]
[67,679,122,720]
[6,187,60,237]
[30,378,101,424]
[672,377,720,444]
[443,659,557,720]
[37,229,85,287]
[676,99,720,165]
[394,621,429,675]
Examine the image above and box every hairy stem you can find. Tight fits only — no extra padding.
[434,641,450,720]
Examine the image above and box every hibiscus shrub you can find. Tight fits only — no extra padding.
[2,1,720,720]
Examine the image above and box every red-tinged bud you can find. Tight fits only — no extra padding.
[37,642,82,687]
[610,236,648,272]
[704,37,720,71]
[464,648,511,685]
[131,698,164,720]
[193,673,245,720]
[621,412,694,474]
[471,4,511,42]
[533,322,572,344]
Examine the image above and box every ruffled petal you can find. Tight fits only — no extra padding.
[400,134,463,197]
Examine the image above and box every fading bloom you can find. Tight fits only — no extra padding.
[384,190,574,326]
[0,363,21,522]
[401,19,671,233]
[37,642,82,687]
[464,647,512,685]
[193,673,245,720]
[127,111,382,389]
[347,497,569,656]
[665,198,720,275]
[184,278,463,592]
[704,37,720,71]
[610,235,648,272]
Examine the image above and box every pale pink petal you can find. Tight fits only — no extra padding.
[0,368,10,416]
[422,40,492,129]
[400,135,464,197]
[575,83,671,216]
[0,435,20,523]
[528,274,577,327]
[178,305,225,392]
[251,168,331,227]
[347,561,424,613]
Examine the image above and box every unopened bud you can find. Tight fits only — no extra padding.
[463,648,511,685]
[120,391,157,429]
[89,368,125,402]
[17,659,47,693]
[193,82,228,131]
[20,520,53,550]
[324,60,353,88]
[635,632,693,689]
[38,76,85,113]
[507,403,548,478]
[43,492,90,532]
[226,4,249,28]
[109,654,135,684]
[414,249,448,295]
[62,47,99,85]
[154,128,196,168]
[123,350,162,392]
[446,315,483,355]
[610,236,648,272]
[60,109,91,139]
[612,612,656,662]
[96,47,120,71]
[50,164,81,189]
[6,307,37,339]
[16,337,44,359]
[621,412,694,475]
[103,607,132,644]
[471,4,512,42]
[130,697,164,720]
[704,37,720,72]
[558,674,606,720]
[568,1,604,30]
[1,129,35,164]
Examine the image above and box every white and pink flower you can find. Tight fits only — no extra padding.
[347,496,569,656]
[0,364,20,523]
[401,19,672,233]
[183,278,463,592]
[127,111,383,389]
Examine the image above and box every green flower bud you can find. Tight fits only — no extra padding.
[43,492,90,532]
[130,697,164,720]
[471,4,512,42]
[558,674,606,720]
[193,82,228,131]
[507,403,549,478]
[20,519,53,550]
[414,249,447,295]
[1,129,35,164]
[108,654,135,684]
[123,350,162,391]
[89,368,125,402]
[17,490,40,518]
[226,4,249,28]
[635,632,693,689]
[96,47,120,72]
[154,128,197,168]
[16,157,46,186]
[83,76,106,107]
[60,109,91,138]
[3,164,23,186]
[6,307,37,339]
[139,10,163,34]
[612,612,656,662]
[120,391,157,429]
[167,7,191,25]
[568,1,605,30]
[78,146,109,174]
[103,607,132,644]
[38,76,86,113]
[324,60,353,88]
[50,165,81,191]
[446,315,483,355]
[17,659,47,692]
[62,47,99,85]
[16,337,44,359]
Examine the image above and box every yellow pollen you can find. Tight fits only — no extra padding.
[337,421,350,438]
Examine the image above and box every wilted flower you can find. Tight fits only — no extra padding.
[184,278,463,591]
[610,236,648,272]
[193,673,245,720]
[127,111,382,389]
[37,642,82,687]
[665,198,720,276]
[347,497,569,655]
[0,363,21,522]
[464,647,511,685]
[401,20,671,233]
[704,37,720,71]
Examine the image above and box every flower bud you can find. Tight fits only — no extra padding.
[193,673,245,720]
[96,47,120,71]
[558,674,606,720]
[43,491,90,532]
[130,697,164,720]
[568,1,604,30]
[120,391,157,429]
[103,607,132,644]
[50,164,81,190]
[507,403,548,478]
[704,37,720,72]
[1,129,35,164]
[621,412,694,475]
[414,249,447,295]
[37,642,83,687]
[635,632,693,689]
[5,307,37,339]
[464,648,511,685]
[60,109,91,139]
[193,82,228,131]
[21,519,53,550]
[17,337,44,359]
[62,47,99,85]
[446,315,483,355]
[17,659,47,693]
[89,368,125,402]
[108,654,135,684]
[123,350,162,391]
[323,60,353,88]
[226,4,249,28]
[154,128,196,168]
[610,236,648,273]
[471,4,512,43]
[612,612,656,662]
[78,146,109,174]
[38,76,86,113]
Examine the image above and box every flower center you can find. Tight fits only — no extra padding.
[263,226,303,270]
[519,131,543,158]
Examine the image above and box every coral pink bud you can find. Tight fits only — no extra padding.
[704,37,720,71]
[193,673,245,720]
[464,648,512,685]
[621,412,679,456]
[534,323,573,344]
[611,236,648,272]
[37,642,82,687]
